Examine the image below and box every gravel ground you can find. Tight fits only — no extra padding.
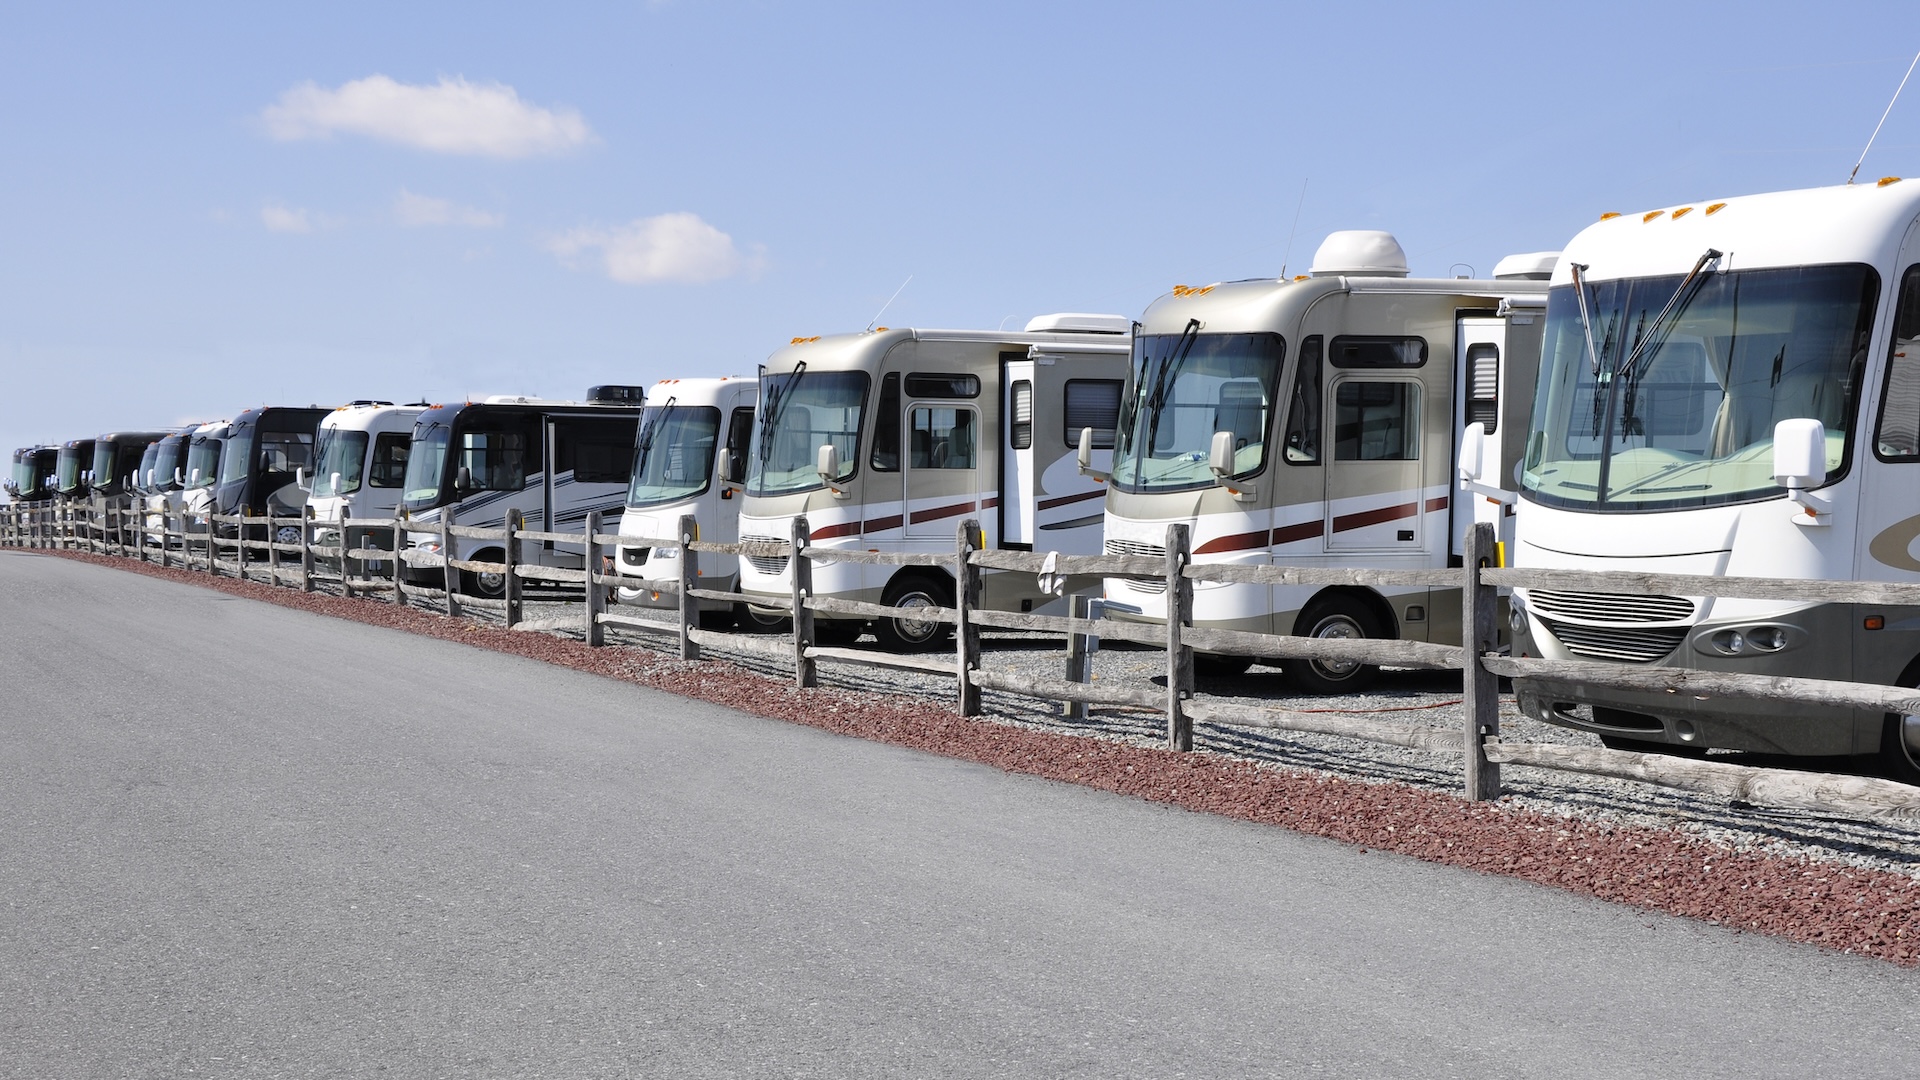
[26,548,1920,965]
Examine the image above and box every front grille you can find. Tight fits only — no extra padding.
[1529,590,1694,623]
[1105,538,1167,594]
[1536,617,1686,663]
[742,533,789,576]
[621,545,649,567]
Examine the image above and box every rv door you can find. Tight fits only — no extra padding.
[1001,358,1036,548]
[1453,316,1508,558]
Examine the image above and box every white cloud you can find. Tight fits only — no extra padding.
[394,189,503,228]
[545,213,762,285]
[260,202,323,233]
[261,75,594,159]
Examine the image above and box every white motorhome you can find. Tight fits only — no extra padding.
[736,314,1131,649]
[305,401,426,573]
[1099,231,1553,688]
[179,421,230,527]
[400,388,644,597]
[1497,179,1920,782]
[607,376,772,626]
[136,425,201,542]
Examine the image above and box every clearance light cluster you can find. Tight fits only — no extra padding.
[1880,177,1904,187]
[789,336,822,345]
[1601,201,1730,223]
[1170,284,1217,298]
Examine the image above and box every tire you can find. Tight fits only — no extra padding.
[1881,706,1920,786]
[1286,596,1385,695]
[873,573,954,652]
[462,546,507,599]
[275,523,304,547]
[1194,652,1255,678]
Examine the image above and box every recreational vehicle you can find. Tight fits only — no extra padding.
[54,439,95,498]
[211,406,331,544]
[607,377,774,626]
[7,446,57,502]
[400,388,644,598]
[306,401,425,573]
[135,426,200,540]
[1098,231,1553,689]
[1493,179,1920,782]
[736,314,1132,649]
[90,431,174,499]
[179,421,230,527]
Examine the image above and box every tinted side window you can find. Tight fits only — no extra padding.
[1330,336,1428,368]
[871,372,901,472]
[1284,335,1323,464]
[1334,381,1420,460]
[1876,265,1920,460]
[1465,343,1500,434]
[725,407,754,483]
[1064,379,1122,449]
[554,417,637,483]
[369,432,410,488]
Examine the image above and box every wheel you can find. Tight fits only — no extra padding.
[462,547,507,599]
[275,523,304,547]
[1194,652,1255,678]
[733,602,790,634]
[1881,707,1920,786]
[1286,596,1384,694]
[873,574,955,652]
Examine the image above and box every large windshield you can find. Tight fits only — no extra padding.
[747,370,869,497]
[151,439,185,489]
[1522,264,1876,512]
[1112,332,1285,493]
[185,437,222,489]
[403,424,452,509]
[92,443,118,485]
[218,428,255,486]
[312,429,368,497]
[628,405,721,508]
[137,445,160,491]
[56,446,87,492]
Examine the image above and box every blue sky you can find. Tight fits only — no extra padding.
[3,1,1917,482]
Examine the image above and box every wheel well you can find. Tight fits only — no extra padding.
[884,567,955,601]
[1293,586,1397,639]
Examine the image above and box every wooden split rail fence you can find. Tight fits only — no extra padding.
[6,495,1920,823]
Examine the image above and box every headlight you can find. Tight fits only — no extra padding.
[1508,599,1529,635]
[652,546,678,560]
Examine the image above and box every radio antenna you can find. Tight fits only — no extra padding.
[1278,178,1309,279]
[867,275,912,331]
[1849,49,1920,185]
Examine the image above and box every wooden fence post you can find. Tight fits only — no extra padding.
[955,518,982,716]
[678,513,700,661]
[160,507,172,569]
[1065,593,1094,721]
[391,516,406,607]
[1462,522,1502,801]
[790,515,816,689]
[584,510,605,647]
[503,509,522,628]
[237,510,251,582]
[1165,522,1194,752]
[300,505,315,593]
[440,509,458,617]
[267,512,281,585]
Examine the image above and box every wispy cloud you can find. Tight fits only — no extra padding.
[260,202,327,233]
[261,75,595,159]
[394,189,503,228]
[545,213,763,285]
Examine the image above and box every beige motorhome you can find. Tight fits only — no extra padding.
[736,314,1131,649]
[1098,231,1555,688]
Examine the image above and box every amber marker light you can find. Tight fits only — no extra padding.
[1599,212,1622,221]
[1672,206,1693,219]
[1880,176,1903,186]
[1643,210,1665,222]
[1705,202,1728,215]
[1866,615,1887,631]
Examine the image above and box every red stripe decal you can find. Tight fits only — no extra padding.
[862,514,904,533]
[1037,489,1104,511]
[1424,495,1450,514]
[909,499,983,525]
[1271,519,1325,545]
[1193,529,1271,556]
[811,521,860,540]
[1331,500,1419,534]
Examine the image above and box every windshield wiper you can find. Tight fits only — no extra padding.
[632,395,677,476]
[756,361,807,463]
[1569,262,1606,377]
[1142,319,1202,462]
[1614,248,1722,386]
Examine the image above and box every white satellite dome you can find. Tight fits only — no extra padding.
[1308,231,1410,278]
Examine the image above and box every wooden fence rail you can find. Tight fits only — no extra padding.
[6,496,1920,822]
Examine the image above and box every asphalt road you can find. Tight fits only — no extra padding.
[3,550,1917,1079]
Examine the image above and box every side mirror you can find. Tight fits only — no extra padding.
[455,465,473,491]
[815,443,840,480]
[189,468,200,484]
[295,466,308,492]
[330,471,342,495]
[1076,427,1094,471]
[1208,430,1235,479]
[1457,422,1487,483]
[1772,418,1826,489]
[715,448,733,484]
[1773,418,1832,525]
[173,467,184,486]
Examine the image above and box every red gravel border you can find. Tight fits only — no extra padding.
[29,548,1920,965]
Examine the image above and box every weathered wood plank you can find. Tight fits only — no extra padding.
[796,548,953,567]
[808,595,956,624]
[594,611,676,633]
[1183,564,1464,589]
[1483,740,1920,823]
[805,645,958,675]
[1185,701,1467,753]
[514,529,584,546]
[1485,566,1920,607]
[687,626,793,661]
[1487,655,1920,715]
[970,669,1165,710]
[510,617,580,633]
[512,563,588,584]
[967,549,1163,578]
[1181,624,1462,670]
